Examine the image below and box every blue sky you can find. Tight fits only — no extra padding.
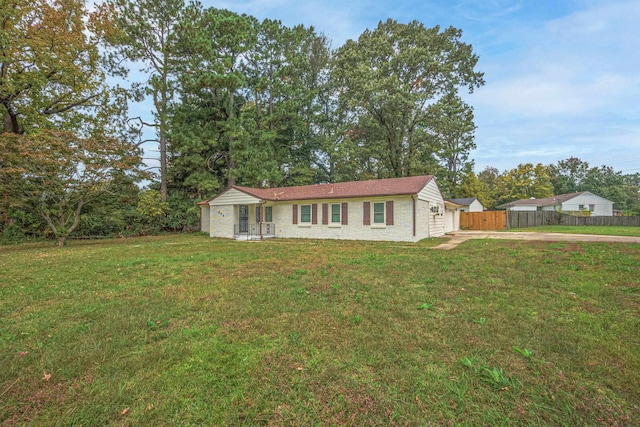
[202,0,640,175]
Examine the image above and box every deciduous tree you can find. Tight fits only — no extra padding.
[498,163,554,204]
[0,0,115,134]
[332,19,484,178]
[0,130,143,246]
[548,157,590,195]
[459,170,493,209]
[426,92,477,196]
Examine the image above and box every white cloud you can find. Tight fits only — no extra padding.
[471,0,640,172]
[455,0,523,22]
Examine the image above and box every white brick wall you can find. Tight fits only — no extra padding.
[200,205,210,233]
[209,205,234,239]
[273,196,425,242]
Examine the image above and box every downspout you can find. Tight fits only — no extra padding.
[411,195,416,237]
[259,200,266,240]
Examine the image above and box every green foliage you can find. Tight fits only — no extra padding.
[459,170,494,208]
[162,190,199,231]
[170,12,331,192]
[481,366,514,390]
[548,157,590,195]
[137,190,168,223]
[0,130,144,246]
[0,223,27,244]
[497,163,554,204]
[513,346,533,359]
[427,93,477,196]
[333,19,484,179]
[417,302,434,310]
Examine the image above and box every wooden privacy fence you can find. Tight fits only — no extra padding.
[460,210,640,230]
[506,211,640,229]
[460,211,507,230]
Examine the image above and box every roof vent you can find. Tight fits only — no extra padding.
[329,184,334,194]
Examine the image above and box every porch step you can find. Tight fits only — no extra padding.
[233,235,275,241]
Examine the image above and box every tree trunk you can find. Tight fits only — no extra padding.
[57,236,67,247]
[160,132,167,200]
[227,156,236,187]
[227,91,236,188]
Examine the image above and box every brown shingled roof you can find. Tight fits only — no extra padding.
[496,192,587,208]
[201,175,434,204]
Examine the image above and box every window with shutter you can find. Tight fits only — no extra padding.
[292,204,298,224]
[363,201,370,225]
[312,204,318,224]
[341,202,348,225]
[386,200,394,225]
[322,203,328,225]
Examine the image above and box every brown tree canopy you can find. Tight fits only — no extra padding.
[0,0,116,134]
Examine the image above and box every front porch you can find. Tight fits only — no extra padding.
[233,222,276,240]
[204,188,277,240]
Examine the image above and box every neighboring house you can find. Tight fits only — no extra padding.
[496,191,614,216]
[448,197,484,212]
[199,175,458,241]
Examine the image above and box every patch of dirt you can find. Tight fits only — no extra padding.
[1,373,92,426]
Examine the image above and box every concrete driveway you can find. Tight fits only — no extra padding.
[434,230,640,250]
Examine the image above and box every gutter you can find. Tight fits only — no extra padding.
[411,195,416,237]
[259,200,266,240]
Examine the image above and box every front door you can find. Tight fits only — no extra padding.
[239,205,249,233]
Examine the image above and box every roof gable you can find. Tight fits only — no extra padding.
[449,198,478,206]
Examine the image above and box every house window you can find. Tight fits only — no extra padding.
[589,204,595,212]
[300,205,311,223]
[331,204,341,223]
[257,206,273,222]
[373,202,385,224]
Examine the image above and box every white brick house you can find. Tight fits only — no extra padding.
[199,176,454,242]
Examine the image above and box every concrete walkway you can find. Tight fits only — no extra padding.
[432,230,640,250]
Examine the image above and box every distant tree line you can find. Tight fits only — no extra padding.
[460,159,640,214]
[1,0,638,245]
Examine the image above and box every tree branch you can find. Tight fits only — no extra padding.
[42,93,101,115]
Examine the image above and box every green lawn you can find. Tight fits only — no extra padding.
[1,235,639,426]
[506,225,640,237]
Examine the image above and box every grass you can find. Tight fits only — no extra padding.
[507,225,640,237]
[1,234,639,426]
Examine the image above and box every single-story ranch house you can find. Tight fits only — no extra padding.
[448,197,484,212]
[199,175,460,241]
[496,191,614,216]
